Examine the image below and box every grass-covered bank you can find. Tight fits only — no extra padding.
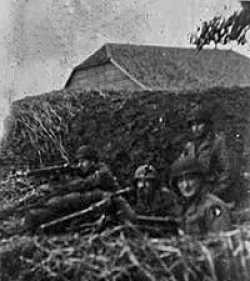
[1,87,249,185]
[1,87,250,280]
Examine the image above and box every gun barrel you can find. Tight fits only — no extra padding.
[26,164,73,177]
[39,187,131,231]
[39,197,108,231]
[136,215,180,225]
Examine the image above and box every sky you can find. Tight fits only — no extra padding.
[0,0,248,107]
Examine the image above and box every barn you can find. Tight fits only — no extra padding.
[65,43,250,91]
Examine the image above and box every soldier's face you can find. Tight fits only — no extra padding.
[136,178,154,199]
[176,174,201,198]
[191,121,206,138]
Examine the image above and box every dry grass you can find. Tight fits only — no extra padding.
[1,87,250,186]
[0,88,250,280]
[1,225,250,281]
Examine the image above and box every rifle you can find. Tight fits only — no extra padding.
[38,187,132,232]
[9,162,93,180]
[135,215,180,232]
[0,177,102,221]
[67,215,180,236]
[38,187,180,234]
[1,162,118,221]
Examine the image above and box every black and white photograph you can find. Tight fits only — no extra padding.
[0,0,250,280]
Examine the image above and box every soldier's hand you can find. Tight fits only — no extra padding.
[111,196,135,222]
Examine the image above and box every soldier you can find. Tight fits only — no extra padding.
[180,105,233,203]
[170,157,232,235]
[25,145,118,231]
[73,145,119,192]
[112,164,178,223]
[26,164,178,234]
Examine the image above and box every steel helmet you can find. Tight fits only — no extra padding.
[170,157,206,190]
[134,164,158,181]
[75,145,99,162]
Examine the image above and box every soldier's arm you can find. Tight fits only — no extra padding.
[159,188,182,217]
[83,163,119,192]
[54,164,119,194]
[45,189,106,213]
[111,196,136,222]
[203,195,232,233]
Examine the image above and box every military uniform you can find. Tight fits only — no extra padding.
[78,161,119,192]
[182,192,232,235]
[113,164,178,225]
[25,145,118,231]
[180,106,233,202]
[25,189,106,231]
[134,186,177,216]
[180,132,231,199]
[114,186,178,220]
[170,158,232,235]
[69,145,119,192]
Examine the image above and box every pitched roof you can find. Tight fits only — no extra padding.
[65,43,250,90]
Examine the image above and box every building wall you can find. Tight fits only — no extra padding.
[68,62,142,90]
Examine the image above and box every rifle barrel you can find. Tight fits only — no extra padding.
[26,164,73,177]
[136,215,181,225]
[39,187,131,231]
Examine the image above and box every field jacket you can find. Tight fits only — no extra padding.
[182,192,232,235]
[180,132,232,200]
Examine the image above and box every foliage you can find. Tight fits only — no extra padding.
[0,87,250,280]
[191,8,250,50]
[1,87,249,185]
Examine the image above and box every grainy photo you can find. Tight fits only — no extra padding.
[0,1,250,280]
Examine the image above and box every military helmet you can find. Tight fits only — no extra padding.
[170,157,206,189]
[134,164,158,181]
[75,145,99,162]
[187,105,212,126]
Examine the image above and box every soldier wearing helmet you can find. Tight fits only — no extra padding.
[170,158,232,235]
[25,145,119,231]
[112,164,177,226]
[73,145,119,192]
[133,164,159,209]
[133,164,178,216]
[187,107,213,139]
[75,145,99,164]
[170,157,206,200]
[179,105,233,203]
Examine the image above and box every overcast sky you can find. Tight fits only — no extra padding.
[0,0,248,105]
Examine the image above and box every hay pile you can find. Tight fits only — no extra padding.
[1,226,250,281]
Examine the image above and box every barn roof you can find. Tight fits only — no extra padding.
[65,43,250,90]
